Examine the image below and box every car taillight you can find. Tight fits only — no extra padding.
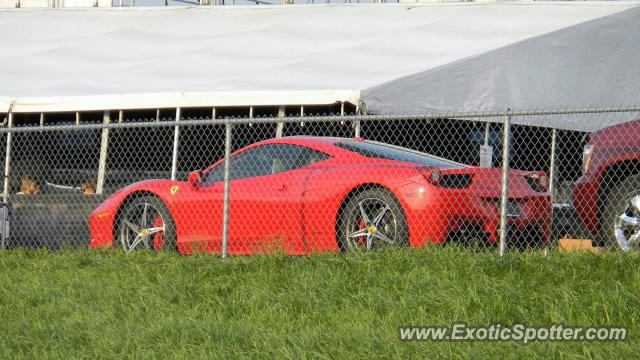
[583,144,595,175]
[538,173,548,190]
[524,172,549,192]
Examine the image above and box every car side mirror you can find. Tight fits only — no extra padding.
[188,170,203,189]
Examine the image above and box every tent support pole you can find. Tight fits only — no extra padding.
[484,122,490,146]
[498,112,512,258]
[170,107,181,181]
[275,106,285,138]
[96,111,110,194]
[354,104,361,138]
[221,123,232,259]
[3,110,13,200]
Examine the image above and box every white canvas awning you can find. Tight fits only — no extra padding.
[1,2,639,131]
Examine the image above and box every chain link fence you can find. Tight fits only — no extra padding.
[0,107,638,255]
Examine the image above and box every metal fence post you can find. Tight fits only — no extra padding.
[96,111,110,194]
[498,111,512,257]
[1,109,12,250]
[3,110,14,199]
[544,128,558,256]
[221,122,232,258]
[548,128,558,200]
[170,107,181,181]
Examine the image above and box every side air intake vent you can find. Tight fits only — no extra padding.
[436,174,473,189]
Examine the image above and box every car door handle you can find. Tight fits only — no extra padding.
[277,184,286,192]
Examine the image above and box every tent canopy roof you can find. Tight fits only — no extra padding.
[1,2,639,131]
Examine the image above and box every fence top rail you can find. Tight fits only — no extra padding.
[2,106,640,133]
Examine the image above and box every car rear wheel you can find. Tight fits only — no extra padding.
[601,174,640,251]
[338,188,409,252]
[117,196,177,253]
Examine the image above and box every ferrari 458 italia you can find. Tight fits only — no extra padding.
[89,137,551,254]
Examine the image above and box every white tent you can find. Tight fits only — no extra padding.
[1,2,639,130]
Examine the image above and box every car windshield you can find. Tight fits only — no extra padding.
[336,140,466,168]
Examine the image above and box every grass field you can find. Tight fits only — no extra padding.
[1,247,639,359]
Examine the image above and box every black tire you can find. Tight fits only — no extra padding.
[117,195,177,253]
[337,187,409,252]
[599,174,640,251]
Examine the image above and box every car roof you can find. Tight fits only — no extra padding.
[253,136,349,156]
[259,136,344,146]
[254,136,466,167]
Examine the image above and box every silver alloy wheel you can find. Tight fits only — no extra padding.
[120,202,166,254]
[344,197,398,251]
[614,195,640,252]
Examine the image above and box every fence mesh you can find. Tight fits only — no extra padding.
[1,108,639,255]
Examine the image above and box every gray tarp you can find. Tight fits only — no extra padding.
[1,2,639,131]
[362,4,640,132]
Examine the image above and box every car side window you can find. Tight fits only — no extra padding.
[205,146,272,183]
[204,162,225,183]
[292,146,331,169]
[205,144,330,182]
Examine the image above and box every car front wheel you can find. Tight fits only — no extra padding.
[117,195,177,253]
[601,174,640,251]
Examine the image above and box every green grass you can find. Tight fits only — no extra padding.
[0,247,639,359]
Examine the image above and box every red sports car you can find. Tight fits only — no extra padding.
[88,137,551,254]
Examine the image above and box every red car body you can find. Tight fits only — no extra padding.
[573,119,640,237]
[89,137,551,254]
